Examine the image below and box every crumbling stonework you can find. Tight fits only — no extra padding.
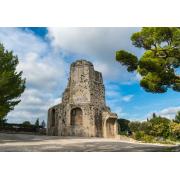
[47,60,118,137]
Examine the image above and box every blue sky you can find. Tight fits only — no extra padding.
[0,27,179,124]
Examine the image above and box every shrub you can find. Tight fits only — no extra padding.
[134,131,145,140]
[121,115,180,143]
[139,121,151,134]
[129,121,141,132]
[170,122,180,140]
[149,116,171,138]
[141,134,154,143]
[119,131,129,136]
[22,121,31,127]
[133,131,154,143]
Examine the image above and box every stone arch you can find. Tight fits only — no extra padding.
[105,118,116,138]
[70,107,83,126]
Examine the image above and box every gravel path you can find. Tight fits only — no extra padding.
[0,133,179,152]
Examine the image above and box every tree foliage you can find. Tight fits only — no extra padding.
[0,43,25,122]
[120,111,180,142]
[148,116,170,138]
[116,51,138,72]
[41,120,46,128]
[139,121,151,134]
[170,122,180,139]
[174,111,180,123]
[117,118,130,132]
[22,121,31,127]
[35,118,39,128]
[129,121,141,132]
[116,27,180,93]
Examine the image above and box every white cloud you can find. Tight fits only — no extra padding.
[122,95,134,102]
[7,88,62,124]
[158,106,180,119]
[17,52,67,90]
[48,27,142,82]
[147,106,180,120]
[0,28,68,124]
[0,28,47,58]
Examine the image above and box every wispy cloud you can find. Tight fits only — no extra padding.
[147,106,180,120]
[122,95,134,102]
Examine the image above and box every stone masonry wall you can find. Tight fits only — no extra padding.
[47,60,118,137]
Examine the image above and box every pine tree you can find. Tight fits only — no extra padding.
[35,118,40,128]
[152,113,156,118]
[0,43,25,124]
[41,120,46,128]
[116,27,180,93]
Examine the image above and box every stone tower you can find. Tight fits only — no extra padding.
[47,60,118,137]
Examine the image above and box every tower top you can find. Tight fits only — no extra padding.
[71,59,93,67]
[62,59,105,105]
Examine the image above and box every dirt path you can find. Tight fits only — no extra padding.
[0,133,179,152]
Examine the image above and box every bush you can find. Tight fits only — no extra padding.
[129,121,141,132]
[22,121,31,127]
[134,131,145,140]
[149,117,171,138]
[139,121,151,134]
[119,115,180,143]
[170,122,180,140]
[133,131,154,143]
[119,131,129,136]
[142,134,154,143]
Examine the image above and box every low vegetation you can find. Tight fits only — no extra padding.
[0,118,46,135]
[118,111,180,144]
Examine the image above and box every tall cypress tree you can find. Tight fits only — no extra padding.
[0,43,25,124]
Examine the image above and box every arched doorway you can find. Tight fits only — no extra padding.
[70,107,83,126]
[106,118,116,137]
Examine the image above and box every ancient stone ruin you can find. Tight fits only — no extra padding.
[47,60,118,137]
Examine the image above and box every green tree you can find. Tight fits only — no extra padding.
[116,27,180,93]
[170,122,180,139]
[129,121,141,132]
[117,118,130,132]
[0,43,25,123]
[41,120,46,128]
[35,118,39,128]
[139,121,151,134]
[174,111,180,123]
[22,121,31,127]
[149,116,171,138]
[152,112,157,118]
